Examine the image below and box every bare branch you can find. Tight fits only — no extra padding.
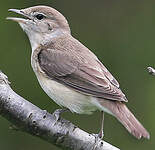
[0,71,120,150]
[147,67,155,76]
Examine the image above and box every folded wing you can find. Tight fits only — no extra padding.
[38,45,127,102]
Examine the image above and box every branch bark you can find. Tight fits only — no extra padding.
[147,67,155,76]
[0,71,120,150]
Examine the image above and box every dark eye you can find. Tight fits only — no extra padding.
[35,14,45,20]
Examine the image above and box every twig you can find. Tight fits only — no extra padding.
[0,71,120,150]
[147,67,155,76]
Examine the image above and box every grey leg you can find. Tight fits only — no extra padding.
[98,111,104,139]
[92,111,105,150]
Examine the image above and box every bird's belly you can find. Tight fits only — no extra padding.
[36,73,100,114]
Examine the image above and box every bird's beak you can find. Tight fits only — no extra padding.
[7,9,31,23]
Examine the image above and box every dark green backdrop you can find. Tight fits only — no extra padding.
[0,0,154,150]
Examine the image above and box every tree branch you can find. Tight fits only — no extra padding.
[147,67,155,76]
[0,71,120,150]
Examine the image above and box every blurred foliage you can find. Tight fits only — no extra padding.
[0,0,155,150]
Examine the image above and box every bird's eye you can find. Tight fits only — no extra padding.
[35,14,45,20]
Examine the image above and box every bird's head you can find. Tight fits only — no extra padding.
[7,6,71,50]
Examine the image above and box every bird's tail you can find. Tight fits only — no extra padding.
[98,100,150,139]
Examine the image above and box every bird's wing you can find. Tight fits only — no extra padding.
[38,44,127,102]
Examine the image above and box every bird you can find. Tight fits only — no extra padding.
[7,5,150,140]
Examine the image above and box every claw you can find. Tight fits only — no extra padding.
[52,108,69,121]
[91,133,104,150]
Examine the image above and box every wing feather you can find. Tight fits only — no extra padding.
[38,44,127,102]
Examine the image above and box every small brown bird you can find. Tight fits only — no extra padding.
[7,5,149,139]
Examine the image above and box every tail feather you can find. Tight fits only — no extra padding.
[99,100,150,139]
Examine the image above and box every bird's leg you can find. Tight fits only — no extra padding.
[93,111,105,139]
[91,111,105,150]
[52,108,69,121]
[98,111,104,139]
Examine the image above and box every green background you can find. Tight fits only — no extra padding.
[0,0,154,150]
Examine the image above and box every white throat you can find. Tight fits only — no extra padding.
[27,30,62,52]
[28,32,42,52]
[19,22,63,52]
[28,30,62,53]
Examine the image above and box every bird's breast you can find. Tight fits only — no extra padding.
[31,52,99,114]
[36,72,100,114]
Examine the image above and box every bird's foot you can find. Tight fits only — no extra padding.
[91,131,104,150]
[52,108,69,121]
[97,130,104,140]
[92,131,104,142]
